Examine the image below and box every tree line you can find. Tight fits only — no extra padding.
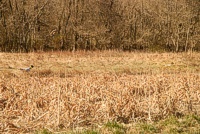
[0,0,199,52]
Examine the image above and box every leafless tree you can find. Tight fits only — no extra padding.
[0,0,199,52]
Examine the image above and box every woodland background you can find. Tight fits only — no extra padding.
[0,0,200,52]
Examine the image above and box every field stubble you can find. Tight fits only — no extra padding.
[0,51,200,133]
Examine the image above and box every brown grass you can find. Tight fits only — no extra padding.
[0,51,200,133]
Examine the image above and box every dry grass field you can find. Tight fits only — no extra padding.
[0,51,200,134]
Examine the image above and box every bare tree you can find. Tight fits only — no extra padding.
[0,0,199,52]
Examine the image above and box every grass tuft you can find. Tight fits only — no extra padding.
[105,121,126,134]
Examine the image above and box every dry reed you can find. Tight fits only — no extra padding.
[0,51,200,133]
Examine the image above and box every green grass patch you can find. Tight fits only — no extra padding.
[157,115,200,134]
[137,123,160,134]
[104,121,126,134]
[72,130,99,134]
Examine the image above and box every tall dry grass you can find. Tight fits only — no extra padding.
[0,51,200,133]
